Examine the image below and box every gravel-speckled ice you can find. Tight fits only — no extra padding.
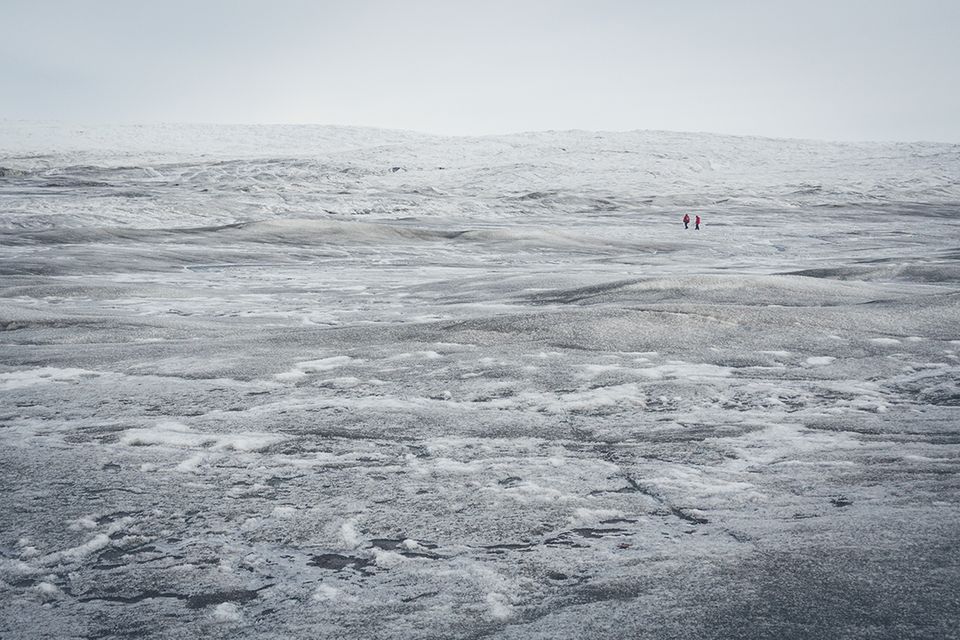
[1,123,959,639]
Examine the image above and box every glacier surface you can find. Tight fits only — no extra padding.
[1,123,959,639]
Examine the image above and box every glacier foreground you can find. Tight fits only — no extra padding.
[1,123,959,639]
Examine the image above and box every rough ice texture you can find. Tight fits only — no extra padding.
[1,122,958,640]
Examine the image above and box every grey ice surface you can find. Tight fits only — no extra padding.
[1,124,959,639]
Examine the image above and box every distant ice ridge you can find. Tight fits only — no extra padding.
[0,121,430,161]
[1,121,959,231]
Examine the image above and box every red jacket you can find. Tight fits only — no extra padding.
[695,216,701,224]
[683,214,690,223]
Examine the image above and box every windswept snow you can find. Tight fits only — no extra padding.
[1,123,959,640]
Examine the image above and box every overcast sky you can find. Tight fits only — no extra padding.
[2,0,958,142]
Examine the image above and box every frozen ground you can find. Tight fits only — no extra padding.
[1,122,959,639]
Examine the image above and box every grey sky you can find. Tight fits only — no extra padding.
[2,0,958,142]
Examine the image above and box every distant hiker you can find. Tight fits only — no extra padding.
[682,213,690,229]
[695,215,701,230]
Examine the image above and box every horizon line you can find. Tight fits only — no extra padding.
[1,117,958,147]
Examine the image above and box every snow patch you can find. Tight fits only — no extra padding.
[569,508,626,526]
[121,421,283,452]
[489,383,647,413]
[35,582,62,600]
[314,583,356,603]
[212,602,242,623]
[274,355,355,381]
[176,453,211,473]
[576,363,623,378]
[339,520,363,549]
[401,539,431,553]
[486,592,513,620]
[634,362,732,380]
[389,350,444,360]
[0,367,97,390]
[648,466,764,505]
[42,533,112,565]
[497,480,578,503]
[372,548,405,568]
[0,559,36,579]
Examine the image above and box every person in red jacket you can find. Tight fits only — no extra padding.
[682,213,690,229]
[695,215,701,230]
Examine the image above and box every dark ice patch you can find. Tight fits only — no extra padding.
[309,553,374,572]
[186,587,265,609]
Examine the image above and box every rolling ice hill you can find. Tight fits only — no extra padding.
[2,121,959,230]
